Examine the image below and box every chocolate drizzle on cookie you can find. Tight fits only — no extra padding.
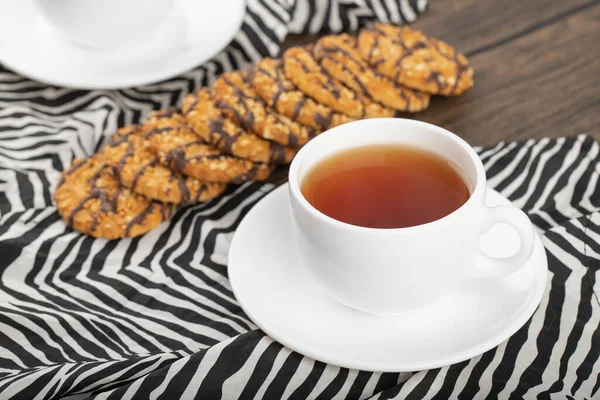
[114,142,135,175]
[160,204,171,221]
[182,95,200,116]
[316,35,431,112]
[208,118,240,155]
[286,54,342,100]
[214,72,314,148]
[207,117,291,164]
[312,113,331,130]
[129,160,158,192]
[146,107,274,183]
[155,107,179,118]
[143,126,181,139]
[252,65,289,108]
[268,142,286,165]
[292,97,307,120]
[178,180,191,204]
[229,163,272,185]
[68,192,98,228]
[368,35,379,65]
[318,48,373,98]
[314,37,399,104]
[360,24,473,96]
[365,26,415,78]
[107,132,130,146]
[65,162,112,230]
[429,39,471,94]
[58,157,173,239]
[164,147,187,171]
[251,60,340,131]
[163,145,223,172]
[124,203,157,237]
[103,125,217,205]
[284,46,396,119]
[220,76,257,126]
[58,157,87,187]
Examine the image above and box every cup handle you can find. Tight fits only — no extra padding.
[472,205,535,278]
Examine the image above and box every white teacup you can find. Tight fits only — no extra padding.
[33,0,174,50]
[288,118,535,316]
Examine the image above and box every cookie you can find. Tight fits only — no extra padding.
[313,34,430,112]
[357,23,473,96]
[54,155,175,239]
[142,110,274,183]
[249,58,355,130]
[102,125,227,205]
[282,46,396,119]
[182,90,297,164]
[211,71,315,147]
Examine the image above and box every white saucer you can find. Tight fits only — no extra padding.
[0,0,245,89]
[229,184,548,372]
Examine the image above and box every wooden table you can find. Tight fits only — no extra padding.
[281,0,600,148]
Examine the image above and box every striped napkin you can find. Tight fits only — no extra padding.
[1,1,599,399]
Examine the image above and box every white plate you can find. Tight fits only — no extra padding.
[229,184,548,372]
[0,0,245,89]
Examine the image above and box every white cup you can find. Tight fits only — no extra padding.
[288,118,535,316]
[32,0,174,50]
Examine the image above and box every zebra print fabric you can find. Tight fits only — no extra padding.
[1,1,599,399]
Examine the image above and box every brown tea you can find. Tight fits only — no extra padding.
[301,144,470,228]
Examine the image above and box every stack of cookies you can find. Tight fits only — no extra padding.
[54,24,474,239]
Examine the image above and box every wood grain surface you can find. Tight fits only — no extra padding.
[281,0,600,148]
